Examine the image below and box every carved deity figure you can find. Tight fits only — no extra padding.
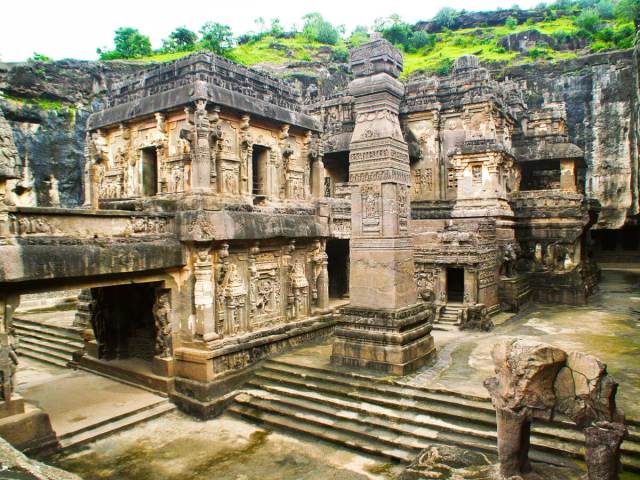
[153,291,172,358]
[47,174,61,207]
[0,333,18,402]
[501,243,519,278]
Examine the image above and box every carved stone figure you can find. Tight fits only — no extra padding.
[153,291,172,358]
[47,174,61,207]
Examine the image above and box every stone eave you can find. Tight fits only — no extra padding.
[87,80,321,132]
[512,139,584,164]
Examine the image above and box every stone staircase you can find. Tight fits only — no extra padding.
[14,317,84,368]
[437,303,462,326]
[229,357,640,473]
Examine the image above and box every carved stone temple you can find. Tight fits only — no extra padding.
[0,37,604,454]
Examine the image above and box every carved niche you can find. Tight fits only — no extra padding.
[361,183,381,234]
[249,251,282,329]
[218,121,241,195]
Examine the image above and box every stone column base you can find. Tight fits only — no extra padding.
[152,356,175,377]
[331,303,436,376]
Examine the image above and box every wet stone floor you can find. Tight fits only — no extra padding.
[404,268,640,419]
[52,412,404,480]
[49,268,639,479]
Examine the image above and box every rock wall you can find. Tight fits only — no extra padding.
[0,60,147,207]
[500,48,639,229]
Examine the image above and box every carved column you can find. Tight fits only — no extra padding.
[331,37,435,375]
[191,100,212,192]
[0,295,19,404]
[193,244,219,341]
[240,115,253,196]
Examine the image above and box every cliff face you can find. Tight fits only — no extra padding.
[0,60,147,207]
[501,48,639,229]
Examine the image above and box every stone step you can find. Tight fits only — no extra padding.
[17,342,72,364]
[259,359,640,470]
[19,336,81,356]
[14,327,84,351]
[264,360,496,413]
[58,401,176,451]
[253,369,584,456]
[228,400,416,463]
[232,391,579,470]
[16,348,69,368]
[14,320,83,343]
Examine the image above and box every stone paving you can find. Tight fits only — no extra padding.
[16,358,166,438]
[53,411,401,480]
[403,268,640,419]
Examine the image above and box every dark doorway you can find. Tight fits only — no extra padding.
[141,147,158,196]
[520,160,561,191]
[323,152,349,198]
[447,267,464,302]
[326,239,349,298]
[90,283,158,361]
[252,145,269,195]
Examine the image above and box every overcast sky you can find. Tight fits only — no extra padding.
[1,0,542,62]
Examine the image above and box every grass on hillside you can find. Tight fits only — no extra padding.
[111,15,634,78]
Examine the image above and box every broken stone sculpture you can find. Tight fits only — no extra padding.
[484,338,626,480]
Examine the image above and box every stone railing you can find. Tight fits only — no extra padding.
[3,207,175,240]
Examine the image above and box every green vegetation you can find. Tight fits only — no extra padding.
[93,0,638,77]
[27,52,52,62]
[0,92,73,112]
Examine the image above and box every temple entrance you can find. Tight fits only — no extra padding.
[90,283,158,361]
[447,267,464,302]
[326,239,349,299]
[252,145,269,196]
[141,147,158,196]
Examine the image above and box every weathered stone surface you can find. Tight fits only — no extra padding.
[485,338,566,417]
[554,351,623,428]
[502,49,639,229]
[0,109,19,179]
[485,339,627,480]
[0,435,80,480]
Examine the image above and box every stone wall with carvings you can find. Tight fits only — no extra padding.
[87,106,319,206]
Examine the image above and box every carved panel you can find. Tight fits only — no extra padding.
[361,183,381,234]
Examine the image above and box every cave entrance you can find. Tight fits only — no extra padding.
[90,283,158,361]
[141,147,158,197]
[447,267,464,303]
[326,239,349,299]
[252,145,269,196]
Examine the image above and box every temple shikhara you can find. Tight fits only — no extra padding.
[0,36,636,480]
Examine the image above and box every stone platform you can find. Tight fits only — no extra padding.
[15,357,175,452]
[331,303,435,375]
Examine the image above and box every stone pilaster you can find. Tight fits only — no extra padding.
[331,38,435,375]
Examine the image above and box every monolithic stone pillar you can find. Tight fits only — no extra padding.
[331,37,435,375]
